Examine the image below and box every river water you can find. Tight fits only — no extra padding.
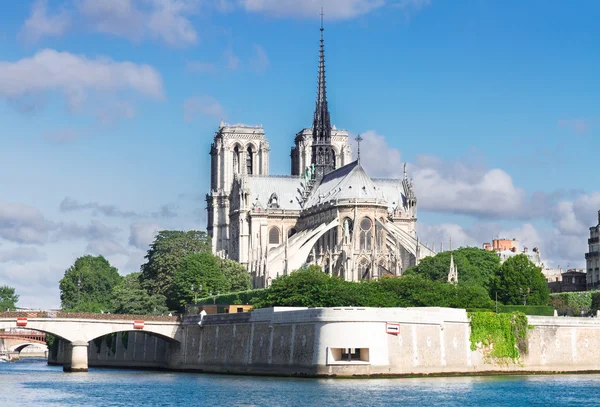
[1,359,599,406]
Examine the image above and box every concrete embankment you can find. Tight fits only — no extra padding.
[49,307,600,377]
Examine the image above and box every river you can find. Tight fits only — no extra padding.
[1,359,599,406]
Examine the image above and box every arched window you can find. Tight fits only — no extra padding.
[269,227,280,245]
[246,146,253,175]
[359,258,370,280]
[233,145,241,174]
[342,218,353,244]
[359,217,372,251]
[331,149,336,169]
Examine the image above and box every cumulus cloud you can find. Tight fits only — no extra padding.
[19,0,71,44]
[0,247,48,264]
[0,202,54,244]
[238,0,386,20]
[86,239,128,256]
[60,197,139,218]
[0,49,164,112]
[129,222,161,250]
[354,131,527,219]
[183,96,226,121]
[77,0,198,46]
[56,220,120,241]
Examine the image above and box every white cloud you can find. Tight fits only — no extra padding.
[19,0,71,44]
[77,0,199,46]
[86,239,128,256]
[129,223,161,250]
[249,44,269,73]
[0,247,48,264]
[239,0,386,20]
[0,202,53,244]
[0,49,164,112]
[55,220,120,241]
[354,130,527,219]
[183,96,226,121]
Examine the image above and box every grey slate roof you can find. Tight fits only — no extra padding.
[304,161,389,208]
[246,175,302,211]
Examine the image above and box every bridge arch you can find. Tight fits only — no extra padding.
[9,342,48,353]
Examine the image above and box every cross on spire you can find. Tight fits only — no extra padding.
[355,134,363,163]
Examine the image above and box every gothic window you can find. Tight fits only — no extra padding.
[359,258,370,280]
[331,149,336,169]
[246,146,253,175]
[359,217,372,251]
[269,227,280,245]
[233,145,241,174]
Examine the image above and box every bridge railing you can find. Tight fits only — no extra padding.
[0,311,180,322]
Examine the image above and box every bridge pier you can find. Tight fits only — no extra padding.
[63,341,88,373]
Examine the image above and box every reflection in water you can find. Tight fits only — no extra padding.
[1,359,600,407]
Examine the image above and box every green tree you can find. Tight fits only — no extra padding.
[59,255,122,312]
[219,259,252,292]
[405,247,499,290]
[490,254,549,306]
[0,285,19,311]
[140,230,211,300]
[111,273,168,315]
[170,252,229,308]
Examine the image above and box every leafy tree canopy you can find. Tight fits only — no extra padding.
[59,255,122,312]
[140,230,211,300]
[111,272,168,315]
[490,254,549,306]
[0,285,19,311]
[170,252,230,308]
[405,247,500,290]
[220,259,252,292]
[252,266,493,310]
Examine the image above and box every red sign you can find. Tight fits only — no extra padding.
[133,320,144,329]
[386,323,400,335]
[16,317,27,327]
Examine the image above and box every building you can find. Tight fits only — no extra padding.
[206,23,435,288]
[586,210,600,289]
[483,238,543,267]
[548,269,587,293]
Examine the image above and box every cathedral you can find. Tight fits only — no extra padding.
[206,23,435,288]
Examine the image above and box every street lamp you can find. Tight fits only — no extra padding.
[191,284,203,304]
[519,287,530,306]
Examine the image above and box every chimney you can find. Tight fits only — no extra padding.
[523,247,528,253]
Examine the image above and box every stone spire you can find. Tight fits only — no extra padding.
[448,237,458,284]
[311,8,334,180]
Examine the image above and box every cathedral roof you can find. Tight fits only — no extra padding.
[304,160,387,208]
[246,175,303,211]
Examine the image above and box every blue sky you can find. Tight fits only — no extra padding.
[1,0,599,308]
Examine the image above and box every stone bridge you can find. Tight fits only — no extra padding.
[0,312,182,372]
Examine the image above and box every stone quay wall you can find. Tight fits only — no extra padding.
[49,307,600,377]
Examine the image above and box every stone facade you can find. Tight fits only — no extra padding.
[205,26,435,288]
[49,306,600,377]
[586,210,600,288]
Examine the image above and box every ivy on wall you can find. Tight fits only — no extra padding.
[104,333,117,354]
[469,312,529,364]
